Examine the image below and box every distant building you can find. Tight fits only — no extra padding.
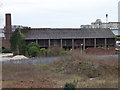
[80,19,120,36]
[0,28,5,38]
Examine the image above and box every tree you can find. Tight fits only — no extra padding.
[27,42,40,57]
[10,28,26,55]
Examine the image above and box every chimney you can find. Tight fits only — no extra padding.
[5,13,12,39]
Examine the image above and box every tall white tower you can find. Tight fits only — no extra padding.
[118,1,120,22]
[118,1,120,35]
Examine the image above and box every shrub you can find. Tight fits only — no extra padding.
[27,42,40,57]
[28,46,39,57]
[47,47,64,57]
[64,82,76,90]
[59,51,71,56]
[115,37,120,41]
[39,48,47,56]
[27,42,39,50]
[81,63,98,78]
[2,48,12,53]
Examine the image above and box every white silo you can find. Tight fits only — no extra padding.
[118,1,120,22]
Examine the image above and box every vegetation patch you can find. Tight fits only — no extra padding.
[27,42,40,57]
[59,51,71,56]
[2,48,12,53]
[80,63,99,78]
[115,37,120,41]
[64,82,76,90]
[56,68,64,73]
[34,64,48,69]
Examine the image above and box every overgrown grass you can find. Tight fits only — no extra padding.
[51,51,118,78]
[47,47,71,57]
[2,51,119,88]
[34,64,48,69]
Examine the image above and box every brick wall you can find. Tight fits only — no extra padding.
[2,40,10,48]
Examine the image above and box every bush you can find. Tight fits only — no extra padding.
[27,42,40,57]
[115,37,120,41]
[64,82,76,90]
[2,48,12,53]
[47,47,64,57]
[39,48,47,56]
[59,51,71,56]
[81,63,98,78]
[27,42,39,50]
[28,46,39,57]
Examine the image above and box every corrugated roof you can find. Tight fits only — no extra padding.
[23,28,115,39]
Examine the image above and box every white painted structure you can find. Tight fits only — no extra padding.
[118,1,120,22]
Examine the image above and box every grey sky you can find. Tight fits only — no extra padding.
[0,0,119,28]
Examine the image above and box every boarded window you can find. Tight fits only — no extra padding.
[38,39,48,47]
[85,39,94,46]
[107,38,115,45]
[50,39,60,47]
[62,39,72,47]
[74,39,83,47]
[96,38,105,45]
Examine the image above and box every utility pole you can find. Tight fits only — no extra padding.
[80,44,83,54]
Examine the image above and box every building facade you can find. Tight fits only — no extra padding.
[2,13,116,50]
[22,28,115,50]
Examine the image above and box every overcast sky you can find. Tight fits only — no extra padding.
[0,0,119,28]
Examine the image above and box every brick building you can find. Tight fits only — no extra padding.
[2,13,116,50]
[22,28,115,50]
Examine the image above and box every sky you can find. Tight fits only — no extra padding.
[0,0,119,28]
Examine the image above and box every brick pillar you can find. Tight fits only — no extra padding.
[83,38,86,50]
[60,39,62,48]
[36,39,38,44]
[105,38,107,48]
[94,38,96,48]
[48,39,50,48]
[72,39,74,50]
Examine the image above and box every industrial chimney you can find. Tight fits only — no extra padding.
[5,13,12,39]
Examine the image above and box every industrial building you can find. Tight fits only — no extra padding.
[23,28,115,50]
[81,19,120,36]
[2,13,116,50]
